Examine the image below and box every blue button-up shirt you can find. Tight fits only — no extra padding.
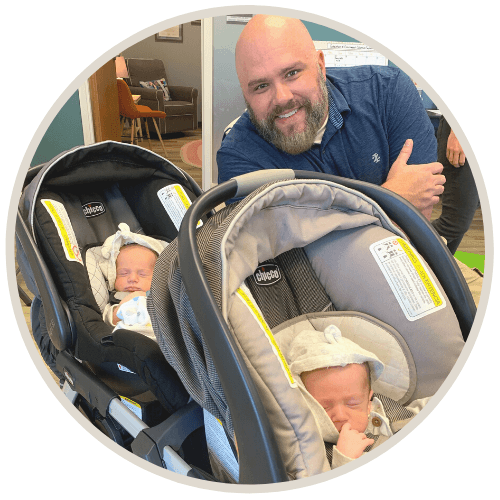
[218,65,436,189]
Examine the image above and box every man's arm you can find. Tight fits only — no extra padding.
[381,72,444,220]
[217,147,265,185]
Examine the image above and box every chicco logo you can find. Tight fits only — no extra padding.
[253,263,282,286]
[82,202,106,218]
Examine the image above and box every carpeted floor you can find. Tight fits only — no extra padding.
[180,139,203,169]
[122,127,202,187]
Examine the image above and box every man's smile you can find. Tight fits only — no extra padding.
[278,108,299,119]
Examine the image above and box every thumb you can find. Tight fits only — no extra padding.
[392,139,414,169]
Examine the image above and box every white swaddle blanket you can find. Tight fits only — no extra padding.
[100,223,167,340]
[114,294,156,340]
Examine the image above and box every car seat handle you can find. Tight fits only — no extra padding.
[234,169,295,198]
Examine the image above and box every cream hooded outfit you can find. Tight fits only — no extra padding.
[100,223,166,340]
[288,325,429,468]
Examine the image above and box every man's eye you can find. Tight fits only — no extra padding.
[286,69,300,78]
[254,83,268,92]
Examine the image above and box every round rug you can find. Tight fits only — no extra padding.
[180,139,202,168]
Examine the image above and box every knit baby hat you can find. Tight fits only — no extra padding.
[100,222,166,291]
[288,324,385,381]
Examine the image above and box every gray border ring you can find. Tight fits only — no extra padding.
[6,5,493,493]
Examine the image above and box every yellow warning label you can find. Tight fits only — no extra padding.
[43,200,76,259]
[236,288,296,387]
[157,184,202,230]
[397,238,443,307]
[174,184,191,210]
[42,199,83,265]
[119,395,141,408]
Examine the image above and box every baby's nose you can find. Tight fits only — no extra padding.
[330,407,348,428]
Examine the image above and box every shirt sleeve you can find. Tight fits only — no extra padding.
[330,445,355,469]
[103,303,118,327]
[216,145,265,185]
[386,70,437,168]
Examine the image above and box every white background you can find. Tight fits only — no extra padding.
[3,1,498,497]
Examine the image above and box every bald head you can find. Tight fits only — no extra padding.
[236,15,319,89]
[233,15,328,155]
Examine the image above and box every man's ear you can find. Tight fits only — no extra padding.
[317,50,326,79]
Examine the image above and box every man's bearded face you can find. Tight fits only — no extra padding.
[247,72,328,155]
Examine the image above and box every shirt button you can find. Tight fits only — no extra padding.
[372,417,382,427]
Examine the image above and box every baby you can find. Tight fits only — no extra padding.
[287,324,428,468]
[301,362,374,460]
[108,243,158,327]
[100,223,165,339]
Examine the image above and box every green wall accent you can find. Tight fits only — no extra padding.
[455,252,485,274]
[30,91,84,167]
[302,21,359,42]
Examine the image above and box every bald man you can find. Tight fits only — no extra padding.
[217,15,444,218]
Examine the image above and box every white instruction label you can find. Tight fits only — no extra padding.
[41,199,83,265]
[370,237,445,321]
[119,395,142,419]
[157,184,203,231]
[204,409,239,482]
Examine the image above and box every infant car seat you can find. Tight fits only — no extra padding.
[150,169,475,484]
[16,141,213,477]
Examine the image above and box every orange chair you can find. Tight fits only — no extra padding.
[116,78,168,157]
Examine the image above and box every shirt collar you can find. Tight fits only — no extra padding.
[326,81,344,131]
[326,74,351,118]
[314,76,351,146]
[366,396,393,437]
[314,78,345,144]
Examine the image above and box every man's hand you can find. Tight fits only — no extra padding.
[382,139,445,220]
[447,129,466,168]
[336,423,374,459]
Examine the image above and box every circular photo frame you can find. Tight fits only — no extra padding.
[6,3,496,497]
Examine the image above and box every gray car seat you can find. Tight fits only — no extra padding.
[150,170,473,483]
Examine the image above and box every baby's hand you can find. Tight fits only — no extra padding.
[336,423,374,459]
[119,291,147,305]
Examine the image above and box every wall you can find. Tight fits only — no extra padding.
[30,91,85,167]
[212,16,248,182]
[122,22,202,123]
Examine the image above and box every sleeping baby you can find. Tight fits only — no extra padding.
[287,325,430,468]
[101,223,166,340]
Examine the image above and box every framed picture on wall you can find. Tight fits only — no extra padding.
[226,15,253,25]
[155,25,183,42]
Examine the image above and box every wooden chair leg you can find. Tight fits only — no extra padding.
[136,118,143,142]
[152,118,168,157]
[143,119,153,151]
[120,117,125,139]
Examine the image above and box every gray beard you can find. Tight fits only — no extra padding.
[247,75,328,155]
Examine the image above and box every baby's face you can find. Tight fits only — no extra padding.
[114,245,157,293]
[302,364,373,433]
